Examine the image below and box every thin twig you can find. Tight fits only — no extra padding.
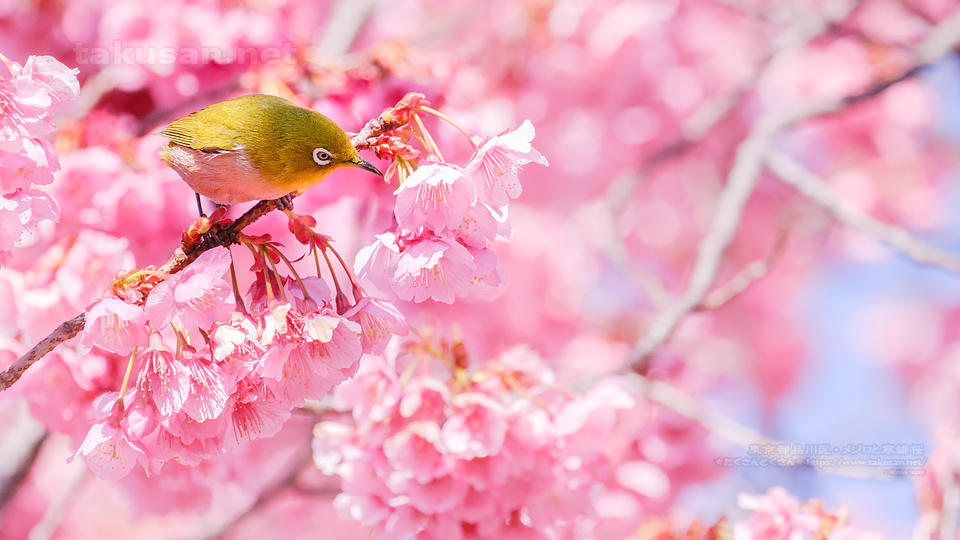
[766,150,960,273]
[0,201,277,393]
[350,116,402,151]
[697,220,791,310]
[628,112,790,372]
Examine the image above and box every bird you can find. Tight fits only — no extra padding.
[159,94,382,214]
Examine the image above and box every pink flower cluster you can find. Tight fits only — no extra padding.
[314,345,634,539]
[0,54,79,263]
[73,246,407,479]
[734,487,883,539]
[356,121,548,304]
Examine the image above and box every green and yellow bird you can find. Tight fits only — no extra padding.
[160,94,382,212]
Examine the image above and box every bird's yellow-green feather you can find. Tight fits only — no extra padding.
[161,94,359,193]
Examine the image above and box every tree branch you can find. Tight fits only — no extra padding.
[640,376,892,480]
[766,150,960,272]
[0,314,86,392]
[628,112,792,373]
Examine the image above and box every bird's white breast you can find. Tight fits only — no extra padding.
[161,145,293,205]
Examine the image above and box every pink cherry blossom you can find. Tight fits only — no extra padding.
[358,233,484,304]
[0,137,58,190]
[0,188,59,251]
[392,236,478,304]
[270,310,362,406]
[440,393,508,459]
[452,204,500,249]
[221,382,290,452]
[69,392,153,480]
[354,231,401,294]
[343,296,409,354]
[394,163,477,234]
[144,246,236,343]
[1,0,948,535]
[80,296,150,356]
[178,347,231,423]
[464,120,548,207]
[137,332,189,417]
[18,55,81,114]
[315,346,634,539]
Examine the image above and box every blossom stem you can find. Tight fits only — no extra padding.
[270,246,311,302]
[419,105,477,146]
[396,158,409,186]
[413,114,444,162]
[117,348,138,411]
[312,244,324,279]
[324,240,361,293]
[227,253,250,317]
[264,247,288,304]
[246,244,277,305]
[320,246,342,297]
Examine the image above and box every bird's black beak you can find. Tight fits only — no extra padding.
[350,154,383,177]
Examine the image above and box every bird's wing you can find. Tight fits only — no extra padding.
[161,115,243,153]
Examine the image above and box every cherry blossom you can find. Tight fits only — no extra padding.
[343,296,409,355]
[315,343,636,539]
[394,163,477,234]
[464,120,548,207]
[144,246,236,343]
[0,54,78,263]
[80,296,149,356]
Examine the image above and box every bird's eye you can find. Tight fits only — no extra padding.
[313,148,332,165]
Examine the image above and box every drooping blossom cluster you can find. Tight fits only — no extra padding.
[0,53,79,264]
[73,243,407,479]
[355,94,548,304]
[314,339,635,539]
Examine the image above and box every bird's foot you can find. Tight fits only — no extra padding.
[277,193,296,211]
[182,207,232,253]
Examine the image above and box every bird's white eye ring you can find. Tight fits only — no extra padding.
[313,148,332,165]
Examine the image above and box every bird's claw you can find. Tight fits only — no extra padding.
[278,193,295,211]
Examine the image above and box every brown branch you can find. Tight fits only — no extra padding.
[350,116,402,151]
[0,314,86,392]
[160,198,283,274]
[628,111,794,373]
